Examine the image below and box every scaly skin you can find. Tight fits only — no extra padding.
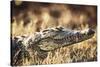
[11,27,95,65]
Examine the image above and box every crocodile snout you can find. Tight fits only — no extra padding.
[87,29,95,35]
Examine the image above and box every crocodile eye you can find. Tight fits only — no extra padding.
[42,30,49,32]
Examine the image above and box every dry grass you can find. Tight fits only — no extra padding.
[11,1,97,66]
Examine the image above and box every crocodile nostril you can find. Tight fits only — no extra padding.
[87,29,95,35]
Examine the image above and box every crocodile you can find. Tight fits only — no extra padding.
[22,27,95,51]
[11,27,95,65]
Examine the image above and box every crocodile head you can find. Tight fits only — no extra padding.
[35,27,95,51]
